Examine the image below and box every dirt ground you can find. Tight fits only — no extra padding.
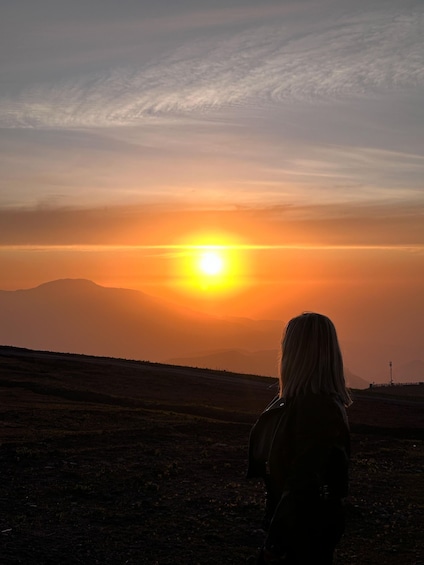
[0,347,423,564]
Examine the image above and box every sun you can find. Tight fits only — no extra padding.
[199,251,224,276]
[173,232,248,297]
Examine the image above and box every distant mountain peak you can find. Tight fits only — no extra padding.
[35,278,99,290]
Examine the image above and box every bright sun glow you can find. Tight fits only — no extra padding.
[172,231,249,297]
[199,251,224,276]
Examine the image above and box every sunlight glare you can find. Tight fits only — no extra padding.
[170,232,247,297]
[199,251,224,276]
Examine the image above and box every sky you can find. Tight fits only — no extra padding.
[0,0,423,375]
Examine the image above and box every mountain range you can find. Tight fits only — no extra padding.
[167,349,369,390]
[0,277,281,368]
[1,279,421,389]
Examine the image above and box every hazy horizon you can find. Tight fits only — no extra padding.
[0,277,422,388]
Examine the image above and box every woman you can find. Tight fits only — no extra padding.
[247,313,351,564]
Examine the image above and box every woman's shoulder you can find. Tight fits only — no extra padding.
[290,392,344,410]
[289,393,349,432]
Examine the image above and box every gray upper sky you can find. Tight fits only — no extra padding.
[1,0,423,216]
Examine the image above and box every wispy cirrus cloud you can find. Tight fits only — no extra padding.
[1,3,423,129]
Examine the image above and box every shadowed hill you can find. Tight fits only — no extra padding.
[168,349,369,389]
[0,347,422,564]
[168,348,279,378]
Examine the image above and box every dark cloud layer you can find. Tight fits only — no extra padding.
[0,203,423,247]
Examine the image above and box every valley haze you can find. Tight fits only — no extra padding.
[1,278,422,388]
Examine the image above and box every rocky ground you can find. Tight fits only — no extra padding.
[0,347,423,564]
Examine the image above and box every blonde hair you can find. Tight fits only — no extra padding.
[279,312,351,406]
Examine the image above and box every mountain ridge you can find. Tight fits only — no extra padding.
[0,278,282,368]
[1,278,420,387]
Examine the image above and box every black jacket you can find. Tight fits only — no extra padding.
[247,393,350,554]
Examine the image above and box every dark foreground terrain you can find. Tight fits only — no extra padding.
[0,347,422,564]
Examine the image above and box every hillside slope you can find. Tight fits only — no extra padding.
[0,347,422,564]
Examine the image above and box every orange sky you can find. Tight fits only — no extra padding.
[1,205,422,305]
[0,202,423,381]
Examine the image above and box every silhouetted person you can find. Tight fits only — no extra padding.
[247,313,351,564]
